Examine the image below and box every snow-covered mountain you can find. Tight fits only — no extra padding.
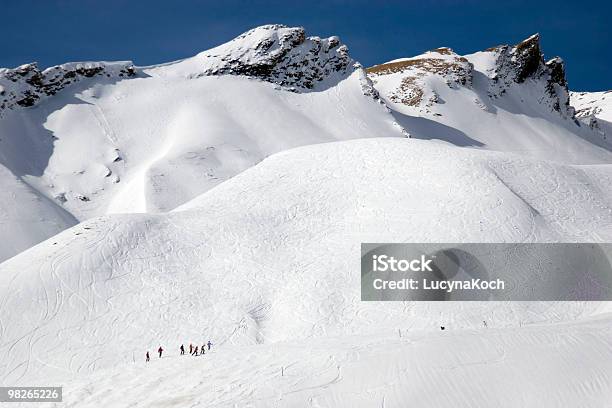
[2,27,611,263]
[0,25,402,262]
[1,25,612,407]
[368,34,612,163]
[1,138,611,406]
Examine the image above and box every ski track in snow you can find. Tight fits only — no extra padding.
[0,138,611,407]
[26,318,612,408]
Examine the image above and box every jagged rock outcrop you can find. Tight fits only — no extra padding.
[365,33,579,122]
[544,57,571,113]
[189,24,355,91]
[487,34,542,88]
[545,57,567,87]
[487,34,573,117]
[0,25,362,114]
[512,34,542,83]
[0,61,137,113]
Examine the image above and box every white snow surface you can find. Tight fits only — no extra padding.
[1,138,611,407]
[572,90,612,122]
[571,90,612,142]
[0,164,77,260]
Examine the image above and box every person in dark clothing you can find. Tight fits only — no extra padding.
[146,351,150,362]
[158,346,164,358]
[207,341,212,350]
[189,344,193,354]
[180,344,185,355]
[201,344,206,355]
[193,346,199,356]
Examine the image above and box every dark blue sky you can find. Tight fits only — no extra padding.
[1,0,609,90]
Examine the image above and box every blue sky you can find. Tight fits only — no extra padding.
[1,0,609,90]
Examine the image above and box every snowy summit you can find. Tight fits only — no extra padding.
[0,24,611,408]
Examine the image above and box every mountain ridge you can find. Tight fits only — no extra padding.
[367,33,573,118]
[367,33,612,164]
[0,24,368,116]
[0,24,403,262]
[0,25,610,263]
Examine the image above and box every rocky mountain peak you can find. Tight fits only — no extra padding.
[545,57,567,87]
[0,25,359,114]
[488,34,544,86]
[0,61,137,113]
[365,48,473,111]
[185,24,355,91]
[511,33,543,83]
[487,34,572,116]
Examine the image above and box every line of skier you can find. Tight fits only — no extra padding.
[146,341,213,362]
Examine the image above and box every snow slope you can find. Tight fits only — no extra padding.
[2,29,611,264]
[0,164,77,261]
[0,25,402,262]
[571,90,612,142]
[49,318,612,408]
[1,138,611,406]
[368,35,612,164]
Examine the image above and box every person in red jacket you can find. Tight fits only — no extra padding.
[158,346,164,358]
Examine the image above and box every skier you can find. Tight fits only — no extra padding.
[158,346,164,358]
[207,340,212,350]
[146,351,150,362]
[180,344,185,355]
[189,343,193,354]
[193,346,199,356]
[201,344,206,355]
